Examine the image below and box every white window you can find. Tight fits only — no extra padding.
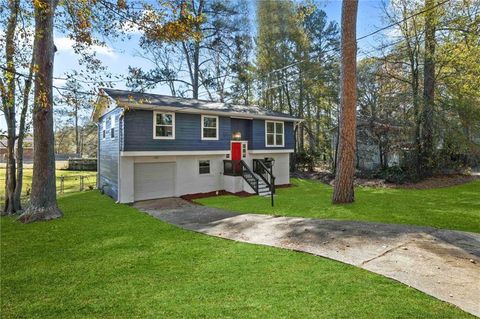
[265,121,284,147]
[102,121,106,140]
[201,115,218,140]
[110,114,115,139]
[154,111,175,139]
[199,160,210,175]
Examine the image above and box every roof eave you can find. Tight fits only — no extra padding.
[119,101,303,122]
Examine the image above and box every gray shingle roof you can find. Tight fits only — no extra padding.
[102,88,301,121]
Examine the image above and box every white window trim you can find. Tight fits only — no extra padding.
[102,121,106,140]
[265,120,285,147]
[110,114,115,139]
[198,159,212,175]
[201,115,219,141]
[153,111,175,140]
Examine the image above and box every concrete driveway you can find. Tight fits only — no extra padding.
[134,198,480,317]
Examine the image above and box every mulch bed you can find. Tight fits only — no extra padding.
[181,184,293,203]
[181,190,254,204]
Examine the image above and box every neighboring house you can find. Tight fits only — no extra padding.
[92,89,301,203]
[0,136,34,163]
[332,120,402,171]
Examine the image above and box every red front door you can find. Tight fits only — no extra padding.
[231,142,242,160]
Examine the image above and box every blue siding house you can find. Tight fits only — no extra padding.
[93,89,301,203]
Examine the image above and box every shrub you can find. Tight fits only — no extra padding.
[381,166,410,184]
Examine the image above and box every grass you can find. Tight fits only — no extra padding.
[197,178,480,233]
[0,191,473,318]
[0,168,96,199]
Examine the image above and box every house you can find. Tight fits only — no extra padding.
[332,120,402,171]
[0,136,34,164]
[92,89,301,203]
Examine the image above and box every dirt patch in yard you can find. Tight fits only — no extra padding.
[293,171,480,189]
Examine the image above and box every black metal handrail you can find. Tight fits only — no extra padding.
[253,159,276,193]
[253,159,276,206]
[240,160,259,194]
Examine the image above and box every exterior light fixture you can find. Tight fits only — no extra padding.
[232,131,242,140]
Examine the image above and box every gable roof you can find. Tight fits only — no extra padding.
[96,88,301,122]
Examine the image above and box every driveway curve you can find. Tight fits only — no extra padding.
[134,198,480,317]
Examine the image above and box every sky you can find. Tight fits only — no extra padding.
[1,0,389,130]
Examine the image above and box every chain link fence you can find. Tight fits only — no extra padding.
[0,174,97,201]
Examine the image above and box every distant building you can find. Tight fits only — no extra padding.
[0,136,34,163]
[332,120,403,171]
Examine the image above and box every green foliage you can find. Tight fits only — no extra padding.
[0,191,474,318]
[295,149,322,171]
[380,166,410,184]
[198,178,480,233]
[256,0,339,159]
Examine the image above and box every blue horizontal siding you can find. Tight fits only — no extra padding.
[231,118,252,143]
[122,109,295,152]
[123,110,231,151]
[251,119,294,150]
[98,108,121,200]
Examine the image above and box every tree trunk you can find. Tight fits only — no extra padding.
[75,98,80,155]
[2,0,20,215]
[298,70,305,152]
[13,58,34,211]
[18,0,62,223]
[332,0,358,204]
[421,0,436,175]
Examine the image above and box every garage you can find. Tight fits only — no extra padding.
[134,162,176,201]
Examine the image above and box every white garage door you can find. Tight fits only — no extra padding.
[134,162,175,201]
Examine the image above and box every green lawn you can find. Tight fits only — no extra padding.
[197,178,480,233]
[0,192,473,318]
[0,168,96,199]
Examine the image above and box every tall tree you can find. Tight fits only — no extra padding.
[55,78,91,156]
[1,0,20,214]
[0,0,34,214]
[16,0,203,222]
[420,0,437,174]
[332,0,358,204]
[128,0,246,101]
[18,0,61,222]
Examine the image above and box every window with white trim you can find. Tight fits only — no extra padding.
[110,114,115,139]
[102,121,106,140]
[201,115,218,140]
[199,160,210,174]
[265,121,284,147]
[154,111,175,139]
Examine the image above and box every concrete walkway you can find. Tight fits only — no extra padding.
[134,198,480,317]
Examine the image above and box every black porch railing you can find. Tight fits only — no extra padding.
[253,159,276,206]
